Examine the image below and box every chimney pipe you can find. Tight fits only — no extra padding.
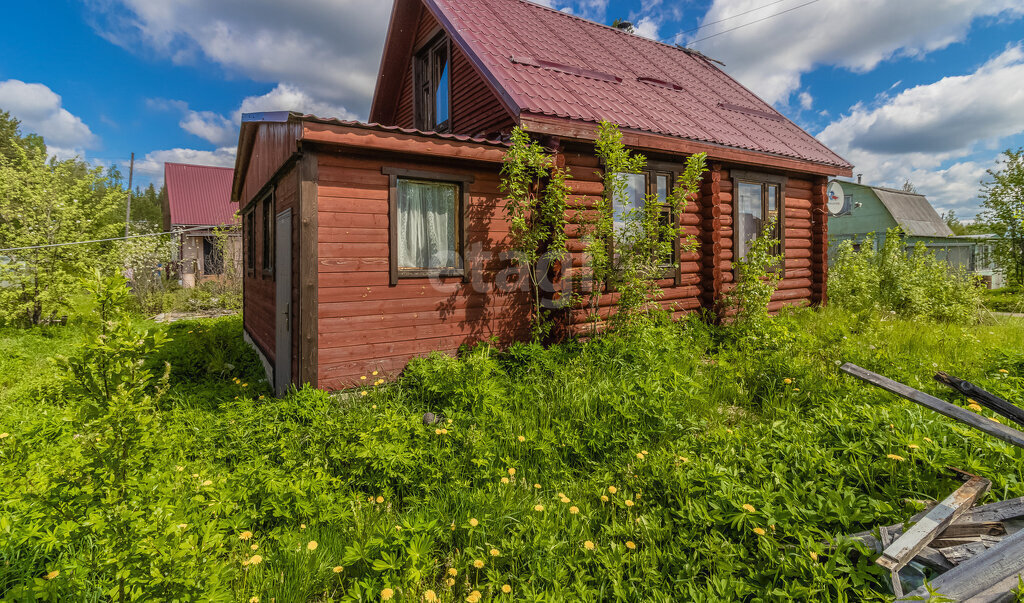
[857,173,863,184]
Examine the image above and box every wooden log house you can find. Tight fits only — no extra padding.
[232,0,853,393]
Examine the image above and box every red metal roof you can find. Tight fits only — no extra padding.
[297,114,512,146]
[164,162,238,227]
[425,0,851,170]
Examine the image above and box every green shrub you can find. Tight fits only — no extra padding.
[983,286,1024,313]
[830,229,983,323]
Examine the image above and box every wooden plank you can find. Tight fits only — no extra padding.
[299,152,318,387]
[935,372,1024,429]
[964,574,1024,603]
[841,363,1024,449]
[959,497,1024,524]
[899,528,1024,601]
[876,476,990,597]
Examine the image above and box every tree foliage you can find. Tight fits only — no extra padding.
[979,148,1024,286]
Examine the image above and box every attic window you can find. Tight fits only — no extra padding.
[415,33,451,132]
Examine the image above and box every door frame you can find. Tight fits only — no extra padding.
[274,208,292,395]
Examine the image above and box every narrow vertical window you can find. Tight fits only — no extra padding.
[415,34,451,132]
[261,193,274,277]
[612,172,646,234]
[733,172,786,260]
[245,210,255,275]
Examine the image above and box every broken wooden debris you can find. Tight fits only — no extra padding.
[840,363,1024,449]
[934,371,1024,429]
[876,476,991,597]
[898,527,1024,601]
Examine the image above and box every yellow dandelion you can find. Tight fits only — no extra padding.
[783,378,792,384]
[435,428,443,435]
[534,483,541,489]
[239,531,253,541]
[569,506,579,514]
[489,548,500,556]
[534,504,544,512]
[990,417,1002,423]
[924,437,933,443]
[440,428,448,434]
[608,486,617,494]
[469,518,479,527]
[473,559,484,568]
[246,554,263,566]
[45,570,59,580]
[250,597,260,603]
[178,523,188,529]
[600,495,609,502]
[968,403,984,412]
[446,578,456,587]
[508,467,516,476]
[908,444,920,450]
[361,376,367,380]
[679,456,689,463]
[794,388,801,392]
[625,499,635,507]
[886,454,905,461]
[175,465,183,472]
[560,496,570,504]
[501,477,510,484]
[501,584,512,594]
[333,566,344,573]
[424,590,438,602]
[517,435,525,442]
[381,587,395,601]
[742,504,756,513]
[999,369,1009,374]
[809,551,819,562]
[300,523,307,529]
[372,370,379,376]
[395,525,402,531]
[636,452,644,459]
[371,404,377,409]
[376,496,384,504]
[448,568,458,577]
[307,541,318,551]
[250,544,259,551]
[753,527,766,536]
[467,590,482,603]
[641,450,648,455]
[202,480,213,487]
[626,541,636,550]
[360,391,368,397]
[583,540,595,550]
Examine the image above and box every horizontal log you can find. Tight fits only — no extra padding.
[771,287,812,301]
[786,198,812,210]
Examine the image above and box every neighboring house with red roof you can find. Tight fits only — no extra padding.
[164,162,241,287]
[233,0,853,394]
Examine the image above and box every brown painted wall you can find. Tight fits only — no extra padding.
[315,150,529,390]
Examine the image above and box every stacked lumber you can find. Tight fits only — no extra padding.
[841,364,1024,600]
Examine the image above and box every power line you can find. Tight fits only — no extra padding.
[0,226,209,254]
[661,0,791,43]
[688,0,822,45]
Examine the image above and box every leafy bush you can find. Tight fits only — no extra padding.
[983,285,1024,313]
[830,229,983,323]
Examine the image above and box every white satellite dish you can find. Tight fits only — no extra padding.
[827,181,846,215]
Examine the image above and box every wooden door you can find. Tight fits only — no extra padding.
[275,209,292,395]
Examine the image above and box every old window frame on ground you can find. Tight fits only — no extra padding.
[610,162,687,285]
[260,189,275,279]
[413,32,452,133]
[383,167,472,285]
[731,170,786,261]
[245,209,255,277]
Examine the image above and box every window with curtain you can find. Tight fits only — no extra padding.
[396,178,461,272]
[735,175,783,260]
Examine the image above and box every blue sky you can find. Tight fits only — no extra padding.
[1,0,1022,218]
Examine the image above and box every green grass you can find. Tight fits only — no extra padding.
[1,309,1023,601]
[983,285,1024,313]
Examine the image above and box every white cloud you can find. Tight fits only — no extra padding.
[135,146,237,183]
[237,84,356,122]
[634,16,661,40]
[819,46,1024,217]
[690,0,1024,105]
[798,91,813,111]
[86,0,391,117]
[179,110,236,146]
[0,79,98,159]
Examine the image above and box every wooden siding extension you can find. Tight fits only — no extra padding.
[393,6,515,137]
[315,151,528,390]
[240,121,302,208]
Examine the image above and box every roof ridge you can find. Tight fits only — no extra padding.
[868,183,927,198]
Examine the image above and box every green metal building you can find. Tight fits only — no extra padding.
[827,180,977,273]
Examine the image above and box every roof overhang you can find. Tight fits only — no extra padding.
[520,113,853,178]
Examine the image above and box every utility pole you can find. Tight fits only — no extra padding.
[124,152,135,238]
